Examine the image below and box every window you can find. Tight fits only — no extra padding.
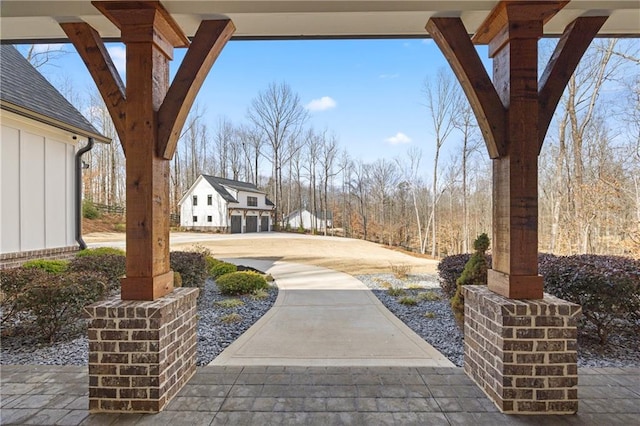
[207,216,212,222]
[247,196,258,207]
[207,195,213,205]
[192,195,198,206]
[193,216,198,222]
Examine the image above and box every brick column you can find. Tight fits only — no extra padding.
[463,286,581,414]
[86,288,199,412]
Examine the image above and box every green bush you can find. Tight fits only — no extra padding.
[220,313,242,323]
[437,253,493,299]
[211,262,237,279]
[170,251,208,289]
[417,291,441,302]
[451,233,490,325]
[69,254,125,292]
[206,256,222,277]
[250,289,269,300]
[77,247,125,257]
[22,259,68,274]
[82,200,100,219]
[540,254,640,344]
[20,271,107,342]
[215,298,244,308]
[216,271,268,296]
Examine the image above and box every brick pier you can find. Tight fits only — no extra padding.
[85,288,199,412]
[463,285,581,414]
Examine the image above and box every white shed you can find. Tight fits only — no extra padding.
[179,175,275,233]
[0,45,109,268]
[283,209,333,232]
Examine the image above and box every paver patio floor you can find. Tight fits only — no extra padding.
[1,365,639,425]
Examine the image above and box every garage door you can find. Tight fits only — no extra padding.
[261,216,269,232]
[246,216,258,233]
[230,216,241,233]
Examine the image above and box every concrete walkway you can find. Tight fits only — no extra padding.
[210,260,453,367]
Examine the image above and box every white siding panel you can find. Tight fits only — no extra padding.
[45,139,67,248]
[20,131,46,251]
[66,143,76,246]
[1,125,21,253]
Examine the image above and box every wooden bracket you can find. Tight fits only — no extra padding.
[60,22,127,148]
[426,18,506,159]
[158,19,235,160]
[538,16,608,153]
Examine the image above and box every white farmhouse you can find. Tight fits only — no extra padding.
[179,175,275,233]
[0,45,110,268]
[283,209,333,232]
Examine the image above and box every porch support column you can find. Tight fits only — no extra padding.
[427,0,607,414]
[61,1,234,413]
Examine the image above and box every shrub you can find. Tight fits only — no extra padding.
[437,253,494,299]
[76,247,125,257]
[215,298,244,308]
[69,254,125,292]
[113,223,126,232]
[387,287,406,297]
[391,264,411,279]
[22,259,68,274]
[451,233,490,325]
[406,283,423,290]
[539,254,640,344]
[417,291,441,302]
[21,271,107,342]
[398,296,417,306]
[264,274,274,283]
[211,262,237,279]
[82,200,100,219]
[220,313,242,324]
[216,271,268,296]
[170,251,208,289]
[206,256,222,277]
[0,267,46,325]
[173,271,183,288]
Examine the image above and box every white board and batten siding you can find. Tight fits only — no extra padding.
[180,177,229,228]
[0,111,79,254]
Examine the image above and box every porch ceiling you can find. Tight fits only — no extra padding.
[1,1,638,42]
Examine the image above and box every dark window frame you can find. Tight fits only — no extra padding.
[247,196,258,207]
[193,195,198,206]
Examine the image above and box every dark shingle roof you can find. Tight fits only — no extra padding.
[0,45,109,143]
[202,175,274,206]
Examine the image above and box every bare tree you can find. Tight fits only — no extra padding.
[424,68,460,257]
[350,160,371,240]
[248,82,308,224]
[319,133,340,235]
[24,44,67,69]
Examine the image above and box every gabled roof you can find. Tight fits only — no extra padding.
[0,44,109,143]
[193,175,275,206]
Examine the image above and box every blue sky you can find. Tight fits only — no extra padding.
[22,39,492,171]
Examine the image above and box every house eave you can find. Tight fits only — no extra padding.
[0,100,111,144]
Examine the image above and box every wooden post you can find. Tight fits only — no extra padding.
[427,1,607,299]
[62,2,234,300]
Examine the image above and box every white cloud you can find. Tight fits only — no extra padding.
[305,96,337,111]
[379,73,399,80]
[385,132,412,145]
[107,46,126,76]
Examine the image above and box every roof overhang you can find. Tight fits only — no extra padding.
[1,1,638,43]
[0,100,112,143]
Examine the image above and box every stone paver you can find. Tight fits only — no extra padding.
[1,365,639,425]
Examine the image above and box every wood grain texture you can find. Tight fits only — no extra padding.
[538,16,608,152]
[426,17,506,159]
[158,19,235,159]
[60,22,127,147]
[488,269,544,299]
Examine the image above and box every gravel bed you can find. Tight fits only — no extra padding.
[358,273,640,368]
[0,279,278,366]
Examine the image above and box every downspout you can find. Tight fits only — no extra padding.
[75,137,94,250]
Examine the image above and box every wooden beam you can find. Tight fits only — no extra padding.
[60,22,127,147]
[427,17,506,158]
[158,19,235,160]
[538,16,608,152]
